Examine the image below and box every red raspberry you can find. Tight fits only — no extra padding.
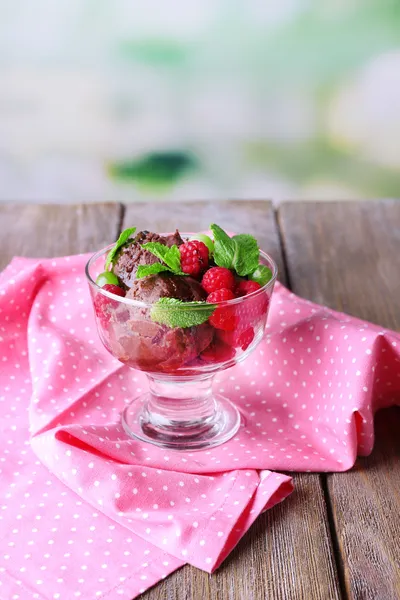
[200,340,236,363]
[234,294,269,335]
[94,284,125,327]
[179,240,209,277]
[218,327,255,351]
[202,267,235,294]
[206,288,235,303]
[206,288,236,331]
[235,280,261,297]
[102,284,125,297]
[232,279,267,332]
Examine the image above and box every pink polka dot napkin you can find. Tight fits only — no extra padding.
[1,254,399,600]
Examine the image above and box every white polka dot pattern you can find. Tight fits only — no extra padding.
[0,255,399,599]
[0,258,185,600]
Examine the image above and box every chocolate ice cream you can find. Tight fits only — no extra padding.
[112,229,184,288]
[108,273,211,372]
[107,320,213,373]
[104,232,214,372]
[126,272,206,303]
[91,222,273,376]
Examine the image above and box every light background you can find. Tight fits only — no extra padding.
[1,0,399,204]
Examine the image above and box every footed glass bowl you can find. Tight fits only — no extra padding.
[86,241,277,450]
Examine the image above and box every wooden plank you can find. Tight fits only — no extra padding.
[125,200,341,600]
[0,203,122,270]
[277,199,400,329]
[279,200,400,600]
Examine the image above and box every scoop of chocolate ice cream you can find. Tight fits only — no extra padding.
[112,229,184,288]
[105,278,212,372]
[104,230,214,373]
[126,273,207,303]
[108,321,213,373]
[104,272,212,373]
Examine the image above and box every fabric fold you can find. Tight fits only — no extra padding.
[31,426,293,573]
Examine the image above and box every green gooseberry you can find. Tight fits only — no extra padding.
[96,270,120,287]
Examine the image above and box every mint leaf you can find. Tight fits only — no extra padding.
[136,263,172,278]
[150,297,215,328]
[142,242,184,274]
[162,245,182,272]
[105,227,136,270]
[142,242,171,264]
[211,224,260,276]
[232,234,259,276]
[210,224,235,269]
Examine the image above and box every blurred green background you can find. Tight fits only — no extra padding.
[1,0,399,203]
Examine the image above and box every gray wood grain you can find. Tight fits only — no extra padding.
[278,199,400,328]
[0,203,122,270]
[126,200,341,600]
[279,200,400,600]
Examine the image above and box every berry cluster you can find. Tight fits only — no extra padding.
[177,238,269,362]
[199,265,265,360]
[177,240,267,354]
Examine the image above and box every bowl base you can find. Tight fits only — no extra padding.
[122,393,241,451]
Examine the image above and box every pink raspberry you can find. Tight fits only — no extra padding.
[206,288,235,304]
[206,288,236,331]
[200,340,236,364]
[179,240,209,277]
[234,294,269,335]
[201,267,235,294]
[232,279,267,332]
[218,327,255,351]
[94,283,125,327]
[235,280,261,297]
[102,284,125,297]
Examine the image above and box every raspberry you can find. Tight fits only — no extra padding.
[102,284,125,297]
[179,240,209,277]
[206,288,236,331]
[218,327,255,351]
[202,267,235,294]
[235,280,261,297]
[206,288,235,303]
[94,284,125,327]
[234,294,269,334]
[200,340,236,363]
[232,279,267,332]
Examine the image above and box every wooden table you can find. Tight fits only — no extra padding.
[1,200,399,600]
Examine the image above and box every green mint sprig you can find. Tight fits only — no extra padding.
[105,227,136,270]
[136,263,173,278]
[136,242,185,278]
[150,297,215,328]
[210,224,259,276]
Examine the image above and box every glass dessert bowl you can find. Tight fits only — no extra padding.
[85,228,277,450]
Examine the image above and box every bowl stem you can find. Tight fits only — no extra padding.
[122,373,241,450]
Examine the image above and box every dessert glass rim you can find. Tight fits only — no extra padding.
[85,242,278,309]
